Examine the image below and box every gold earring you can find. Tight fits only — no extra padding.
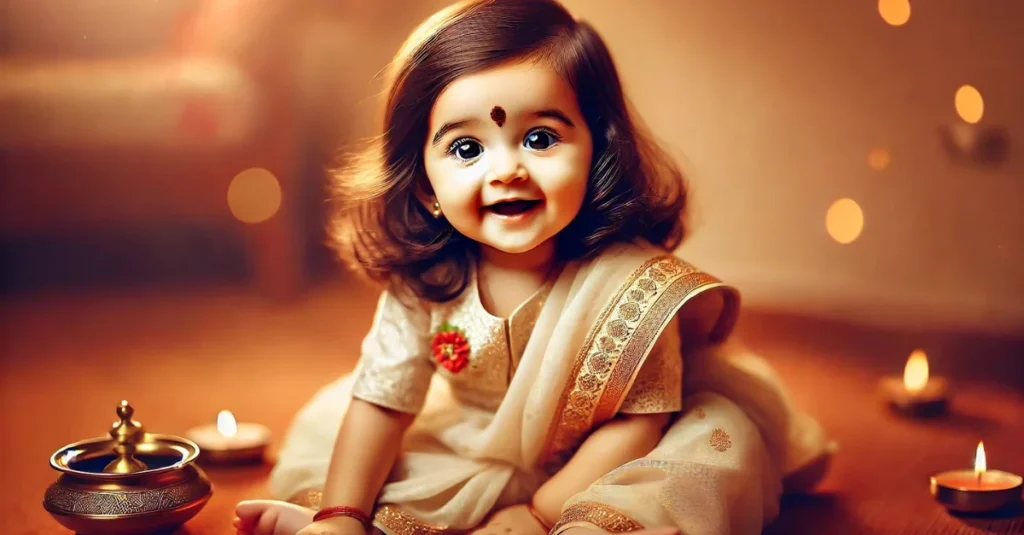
[431,201,442,218]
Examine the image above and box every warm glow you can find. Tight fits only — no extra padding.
[903,349,929,392]
[975,441,987,476]
[878,0,911,26]
[955,85,984,124]
[868,147,890,171]
[62,449,83,465]
[826,198,864,244]
[217,410,238,438]
[227,167,282,224]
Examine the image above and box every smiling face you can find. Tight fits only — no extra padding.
[422,59,593,259]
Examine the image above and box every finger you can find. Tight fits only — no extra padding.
[255,504,281,535]
[236,499,280,519]
[236,499,283,533]
[234,517,255,534]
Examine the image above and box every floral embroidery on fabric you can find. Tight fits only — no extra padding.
[710,428,732,452]
[694,407,706,420]
[539,256,718,473]
[431,322,471,373]
[551,502,644,533]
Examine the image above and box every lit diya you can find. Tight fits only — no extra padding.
[184,410,270,464]
[931,441,1022,513]
[879,349,949,417]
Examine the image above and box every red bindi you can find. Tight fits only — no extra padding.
[490,106,506,127]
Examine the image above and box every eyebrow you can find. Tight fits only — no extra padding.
[429,108,577,146]
[431,119,474,146]
[535,108,575,128]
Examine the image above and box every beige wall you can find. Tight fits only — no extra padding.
[330,0,1022,335]
[552,0,1022,335]
[13,1,1014,334]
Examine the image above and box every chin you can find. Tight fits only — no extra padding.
[487,241,544,255]
[480,232,553,256]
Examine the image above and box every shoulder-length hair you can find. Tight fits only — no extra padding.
[329,0,688,303]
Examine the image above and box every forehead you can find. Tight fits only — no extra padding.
[429,60,577,123]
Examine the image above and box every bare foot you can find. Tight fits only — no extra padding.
[235,499,316,535]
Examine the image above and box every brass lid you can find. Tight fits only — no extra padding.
[104,400,149,473]
[50,400,200,480]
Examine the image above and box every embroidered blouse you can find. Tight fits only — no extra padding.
[351,273,682,416]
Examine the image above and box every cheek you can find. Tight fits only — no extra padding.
[425,159,483,211]
[535,150,591,207]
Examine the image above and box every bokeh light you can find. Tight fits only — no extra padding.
[955,85,984,124]
[868,147,891,171]
[826,198,864,244]
[227,167,282,224]
[878,0,911,26]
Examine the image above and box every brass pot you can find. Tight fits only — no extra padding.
[43,401,213,535]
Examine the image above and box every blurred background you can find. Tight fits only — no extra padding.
[1,1,1022,533]
[1,0,1020,331]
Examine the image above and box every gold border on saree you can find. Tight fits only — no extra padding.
[550,501,645,533]
[538,255,728,472]
[288,490,464,535]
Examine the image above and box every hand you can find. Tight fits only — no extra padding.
[234,500,369,535]
[234,499,315,535]
[559,528,679,535]
[470,505,546,535]
[296,515,368,535]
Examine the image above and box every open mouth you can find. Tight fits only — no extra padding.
[484,199,542,217]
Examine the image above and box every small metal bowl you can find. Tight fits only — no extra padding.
[43,402,213,535]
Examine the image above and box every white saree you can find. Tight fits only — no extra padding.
[269,242,835,534]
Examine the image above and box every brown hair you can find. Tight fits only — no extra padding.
[329,0,688,303]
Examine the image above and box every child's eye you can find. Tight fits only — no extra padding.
[524,128,561,151]
[447,138,483,161]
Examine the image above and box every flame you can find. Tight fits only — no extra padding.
[216,410,238,437]
[974,441,987,477]
[903,349,929,392]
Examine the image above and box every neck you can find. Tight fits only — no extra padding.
[479,239,557,277]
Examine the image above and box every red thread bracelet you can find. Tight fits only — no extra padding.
[312,506,372,528]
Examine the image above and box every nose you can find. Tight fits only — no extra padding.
[486,148,527,185]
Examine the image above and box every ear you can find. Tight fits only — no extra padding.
[413,182,440,217]
[414,189,435,212]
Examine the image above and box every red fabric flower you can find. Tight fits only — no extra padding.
[432,323,471,373]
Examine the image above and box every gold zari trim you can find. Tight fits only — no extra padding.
[373,505,466,535]
[539,255,724,472]
[595,269,718,420]
[287,488,323,510]
[288,490,464,535]
[550,502,644,533]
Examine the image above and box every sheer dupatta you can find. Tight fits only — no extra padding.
[370,243,738,532]
[271,241,832,534]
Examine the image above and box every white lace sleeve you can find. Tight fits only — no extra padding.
[351,289,435,414]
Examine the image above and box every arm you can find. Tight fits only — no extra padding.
[307,289,434,533]
[316,398,416,527]
[533,311,689,529]
[531,412,672,526]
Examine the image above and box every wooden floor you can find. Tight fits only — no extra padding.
[2,279,1022,535]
